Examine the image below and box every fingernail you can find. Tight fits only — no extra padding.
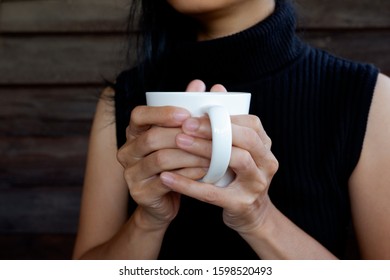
[174,111,190,122]
[160,172,174,185]
[183,118,200,132]
[176,134,194,147]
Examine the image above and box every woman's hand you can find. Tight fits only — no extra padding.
[116,80,211,229]
[160,100,279,236]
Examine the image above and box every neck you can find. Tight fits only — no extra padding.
[154,0,305,89]
[195,0,276,41]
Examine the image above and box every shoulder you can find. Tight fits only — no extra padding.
[358,73,390,164]
[358,73,390,154]
[374,73,390,97]
[348,73,390,259]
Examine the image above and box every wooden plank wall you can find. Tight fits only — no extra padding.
[0,0,389,260]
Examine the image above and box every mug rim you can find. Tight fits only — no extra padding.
[146,91,251,96]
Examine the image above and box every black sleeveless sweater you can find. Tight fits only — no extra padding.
[114,0,379,259]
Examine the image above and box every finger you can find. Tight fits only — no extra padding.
[231,122,267,163]
[231,121,278,173]
[159,171,266,224]
[182,117,212,139]
[231,115,272,149]
[179,117,277,176]
[130,126,182,158]
[210,84,227,92]
[129,105,191,136]
[179,118,261,161]
[129,149,210,182]
[228,146,260,181]
[118,125,183,168]
[176,133,213,159]
[186,79,206,92]
[177,124,275,178]
[172,167,207,181]
[181,115,267,142]
[118,106,191,168]
[160,172,230,207]
[127,172,179,204]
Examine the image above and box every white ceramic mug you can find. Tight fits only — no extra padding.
[146,91,251,187]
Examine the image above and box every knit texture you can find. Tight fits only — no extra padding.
[114,0,379,259]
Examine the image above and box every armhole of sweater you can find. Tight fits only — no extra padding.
[346,64,379,178]
[113,68,146,150]
[114,71,131,150]
[113,70,141,217]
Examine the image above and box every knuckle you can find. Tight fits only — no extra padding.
[203,189,219,204]
[248,115,263,133]
[129,186,143,203]
[267,155,279,175]
[123,167,135,184]
[265,136,272,149]
[130,106,147,124]
[235,150,254,171]
[117,142,139,168]
[125,125,138,142]
[124,171,147,204]
[246,116,272,147]
[154,150,170,169]
[116,145,127,167]
[264,152,279,175]
[229,195,258,218]
[234,195,251,209]
[242,128,260,150]
[125,125,132,139]
[143,128,159,150]
[240,196,258,211]
[256,173,270,188]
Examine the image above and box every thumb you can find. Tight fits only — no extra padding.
[210,84,227,92]
[186,79,207,92]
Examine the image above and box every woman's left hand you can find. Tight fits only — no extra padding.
[160,102,279,236]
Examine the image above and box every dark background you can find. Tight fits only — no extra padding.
[0,0,389,260]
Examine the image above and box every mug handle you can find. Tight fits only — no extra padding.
[200,105,232,186]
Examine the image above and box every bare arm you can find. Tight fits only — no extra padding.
[349,73,390,259]
[242,73,390,259]
[157,75,390,259]
[72,88,169,259]
[160,111,337,259]
[73,81,210,259]
[157,76,390,259]
[244,74,390,260]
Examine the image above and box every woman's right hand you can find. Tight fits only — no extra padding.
[116,81,210,229]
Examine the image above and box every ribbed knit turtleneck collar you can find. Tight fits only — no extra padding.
[155,0,307,90]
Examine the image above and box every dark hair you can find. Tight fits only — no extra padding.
[128,0,197,83]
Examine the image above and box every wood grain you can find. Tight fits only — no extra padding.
[0,136,88,188]
[0,188,81,234]
[302,31,390,75]
[295,0,390,29]
[0,0,129,33]
[0,35,131,85]
[0,87,100,136]
[0,0,387,260]
[1,0,389,32]
[0,31,387,85]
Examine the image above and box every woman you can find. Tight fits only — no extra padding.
[73,0,390,259]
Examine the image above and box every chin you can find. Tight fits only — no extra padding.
[166,0,234,15]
